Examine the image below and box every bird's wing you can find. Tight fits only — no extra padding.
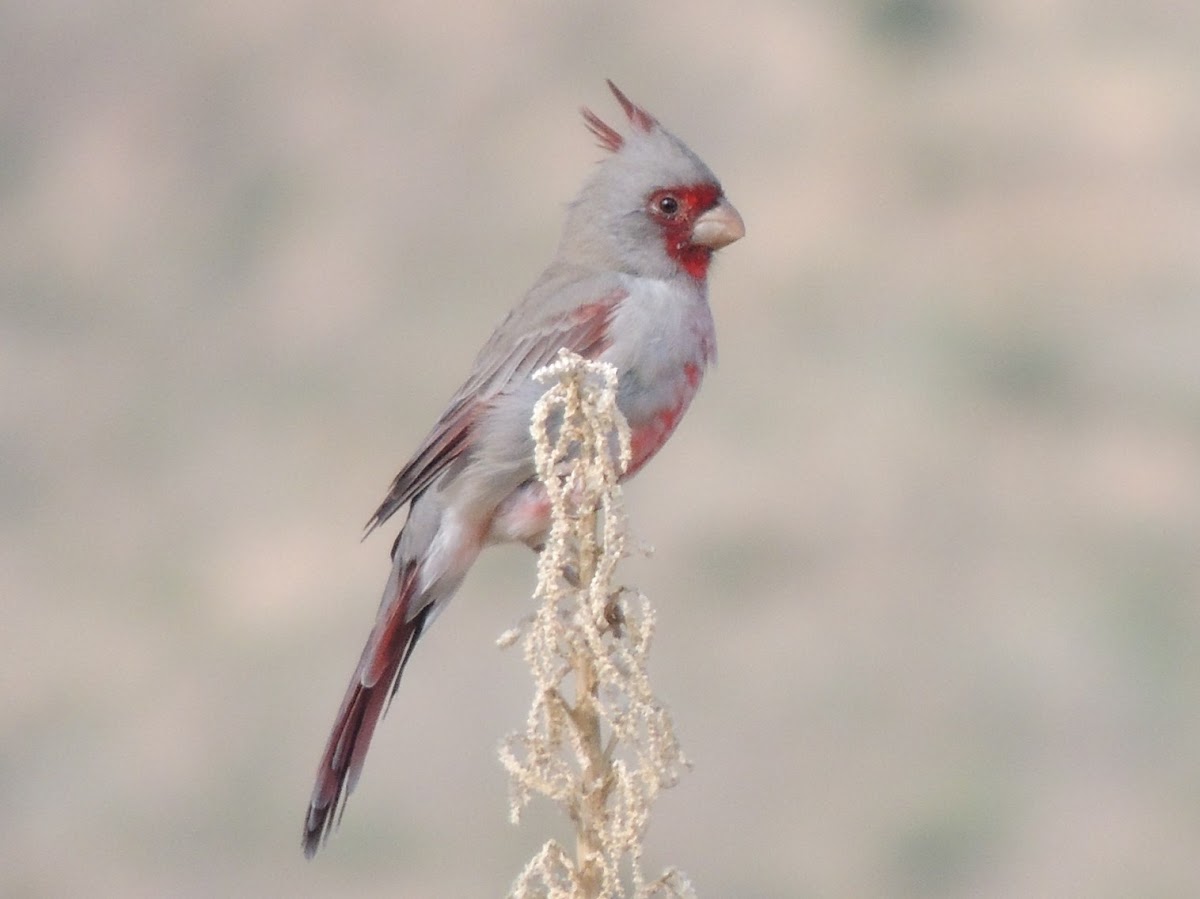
[364,288,625,535]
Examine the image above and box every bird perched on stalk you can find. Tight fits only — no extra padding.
[303,80,744,857]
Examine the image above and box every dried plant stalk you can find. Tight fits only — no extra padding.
[497,350,695,899]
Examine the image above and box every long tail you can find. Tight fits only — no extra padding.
[302,559,429,858]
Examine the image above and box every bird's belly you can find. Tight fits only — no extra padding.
[624,360,703,478]
[605,277,714,476]
[487,479,552,548]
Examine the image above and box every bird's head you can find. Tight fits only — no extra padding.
[561,81,744,282]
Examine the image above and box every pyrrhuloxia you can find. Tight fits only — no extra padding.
[303,81,743,857]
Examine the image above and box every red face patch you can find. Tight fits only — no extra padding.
[646,183,723,281]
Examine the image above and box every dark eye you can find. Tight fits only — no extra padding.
[655,195,679,216]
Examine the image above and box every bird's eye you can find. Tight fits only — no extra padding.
[655,195,679,217]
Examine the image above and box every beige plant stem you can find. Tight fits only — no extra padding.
[497,350,696,899]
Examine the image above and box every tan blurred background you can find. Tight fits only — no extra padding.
[4,1,1200,896]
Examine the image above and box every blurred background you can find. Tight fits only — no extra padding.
[4,1,1199,896]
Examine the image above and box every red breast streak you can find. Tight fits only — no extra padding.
[626,361,703,478]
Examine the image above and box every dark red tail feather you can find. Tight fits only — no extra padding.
[302,562,428,858]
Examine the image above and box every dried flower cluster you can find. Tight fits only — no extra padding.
[497,350,695,899]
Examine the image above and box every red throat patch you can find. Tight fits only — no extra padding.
[648,183,723,281]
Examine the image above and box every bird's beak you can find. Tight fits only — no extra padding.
[690,198,745,250]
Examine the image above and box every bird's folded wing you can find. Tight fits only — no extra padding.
[363,289,625,535]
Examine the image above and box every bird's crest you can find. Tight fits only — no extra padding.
[581,80,657,153]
